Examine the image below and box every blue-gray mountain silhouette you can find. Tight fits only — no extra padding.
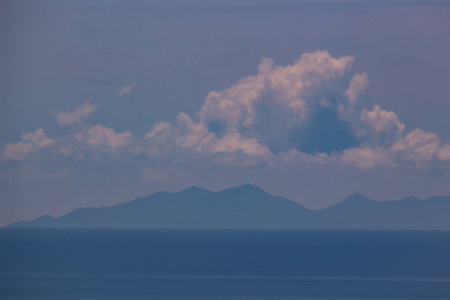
[7,185,450,229]
[313,193,450,229]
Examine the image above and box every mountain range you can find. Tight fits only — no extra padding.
[7,184,450,229]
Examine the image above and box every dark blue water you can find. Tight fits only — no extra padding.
[1,229,450,299]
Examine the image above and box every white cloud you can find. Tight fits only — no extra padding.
[118,82,138,96]
[361,105,404,133]
[49,127,135,164]
[3,129,56,161]
[345,73,369,104]
[55,103,99,126]
[68,125,135,159]
[196,51,358,155]
[341,147,394,169]
[340,129,450,169]
[208,133,270,156]
[81,125,133,148]
[359,105,405,146]
[54,124,135,160]
[140,113,270,162]
[438,144,450,161]
[390,129,441,166]
[2,50,450,172]
[199,51,353,136]
[144,121,172,139]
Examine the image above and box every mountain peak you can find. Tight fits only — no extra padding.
[180,186,209,192]
[348,192,369,199]
[216,184,268,196]
[338,192,373,206]
[235,183,264,191]
[349,192,365,198]
[177,186,213,197]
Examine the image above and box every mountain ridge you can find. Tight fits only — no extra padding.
[7,184,450,229]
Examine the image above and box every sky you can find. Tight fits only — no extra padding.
[1,0,450,226]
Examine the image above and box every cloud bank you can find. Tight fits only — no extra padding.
[2,51,450,171]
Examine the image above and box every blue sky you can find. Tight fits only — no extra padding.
[1,0,450,225]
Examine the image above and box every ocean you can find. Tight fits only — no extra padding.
[1,229,449,299]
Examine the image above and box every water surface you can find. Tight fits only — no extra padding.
[1,229,449,299]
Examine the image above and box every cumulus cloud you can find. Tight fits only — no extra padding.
[200,51,353,129]
[139,113,270,161]
[2,120,135,162]
[55,103,99,126]
[341,147,394,170]
[345,73,369,104]
[438,144,450,161]
[358,105,406,146]
[339,128,450,170]
[77,125,133,149]
[197,51,356,155]
[59,125,135,159]
[138,50,450,169]
[3,129,56,161]
[391,129,441,166]
[2,50,450,171]
[360,105,404,133]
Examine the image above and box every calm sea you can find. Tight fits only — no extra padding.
[1,229,450,299]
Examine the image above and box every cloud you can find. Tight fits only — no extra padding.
[3,129,56,161]
[391,129,441,166]
[138,50,449,169]
[359,105,405,146]
[55,103,99,126]
[140,113,270,161]
[2,50,450,171]
[437,145,450,161]
[345,73,369,104]
[340,129,450,169]
[78,125,134,149]
[341,147,394,170]
[118,82,138,96]
[195,51,357,155]
[60,125,135,159]
[200,51,353,134]
[53,125,135,160]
